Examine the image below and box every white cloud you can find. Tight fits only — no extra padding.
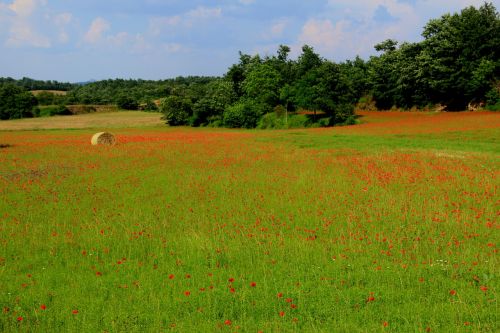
[163,43,183,53]
[54,12,72,43]
[2,0,52,48]
[187,6,222,20]
[6,19,50,47]
[149,6,222,34]
[149,16,182,36]
[84,17,110,44]
[8,0,38,17]
[298,19,350,55]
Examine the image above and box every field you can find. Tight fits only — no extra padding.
[30,91,68,96]
[0,111,498,332]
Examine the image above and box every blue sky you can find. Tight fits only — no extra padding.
[0,0,495,82]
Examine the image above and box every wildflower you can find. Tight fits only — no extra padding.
[250,282,256,287]
[228,277,234,283]
[72,309,78,314]
[277,292,283,298]
[184,290,191,297]
[449,290,457,296]
[168,274,174,280]
[383,321,389,327]
[17,316,23,322]
[480,286,488,292]
[40,304,47,310]
[279,311,285,317]
[224,319,232,326]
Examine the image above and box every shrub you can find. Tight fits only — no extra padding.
[287,114,313,128]
[0,84,37,120]
[223,99,264,128]
[258,113,286,129]
[38,105,71,117]
[116,95,139,110]
[160,96,192,126]
[143,100,159,112]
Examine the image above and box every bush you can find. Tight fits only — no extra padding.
[258,113,286,129]
[0,84,37,120]
[116,95,139,110]
[223,100,264,128]
[143,100,159,112]
[160,96,192,126]
[38,105,72,117]
[287,114,313,128]
[330,103,355,124]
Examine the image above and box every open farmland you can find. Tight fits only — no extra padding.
[0,111,498,332]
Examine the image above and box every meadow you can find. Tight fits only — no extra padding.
[0,111,498,332]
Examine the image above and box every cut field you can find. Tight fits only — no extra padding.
[0,111,498,332]
[0,111,164,131]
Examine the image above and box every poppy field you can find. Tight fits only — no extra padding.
[0,111,498,332]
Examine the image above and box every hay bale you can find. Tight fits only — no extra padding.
[91,132,116,146]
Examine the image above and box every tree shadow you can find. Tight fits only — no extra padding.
[0,144,12,149]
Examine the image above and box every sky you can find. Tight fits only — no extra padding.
[0,0,496,82]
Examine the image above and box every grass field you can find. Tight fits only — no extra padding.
[0,111,498,332]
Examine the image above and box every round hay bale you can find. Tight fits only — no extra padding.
[91,132,116,146]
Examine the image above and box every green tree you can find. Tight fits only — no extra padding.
[191,79,236,126]
[0,84,37,120]
[242,63,282,111]
[116,95,139,110]
[419,2,500,109]
[160,96,192,126]
[223,99,264,128]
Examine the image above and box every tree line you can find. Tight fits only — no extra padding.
[1,2,498,125]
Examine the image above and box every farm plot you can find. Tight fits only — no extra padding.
[0,111,498,332]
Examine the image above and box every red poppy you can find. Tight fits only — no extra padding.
[40,304,47,310]
[224,319,232,326]
[277,292,283,298]
[72,309,78,314]
[168,274,174,280]
[449,290,457,296]
[279,311,285,317]
[184,291,191,296]
[228,277,234,283]
[250,282,256,287]
[17,316,23,322]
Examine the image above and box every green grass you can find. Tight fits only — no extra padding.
[0,113,498,332]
